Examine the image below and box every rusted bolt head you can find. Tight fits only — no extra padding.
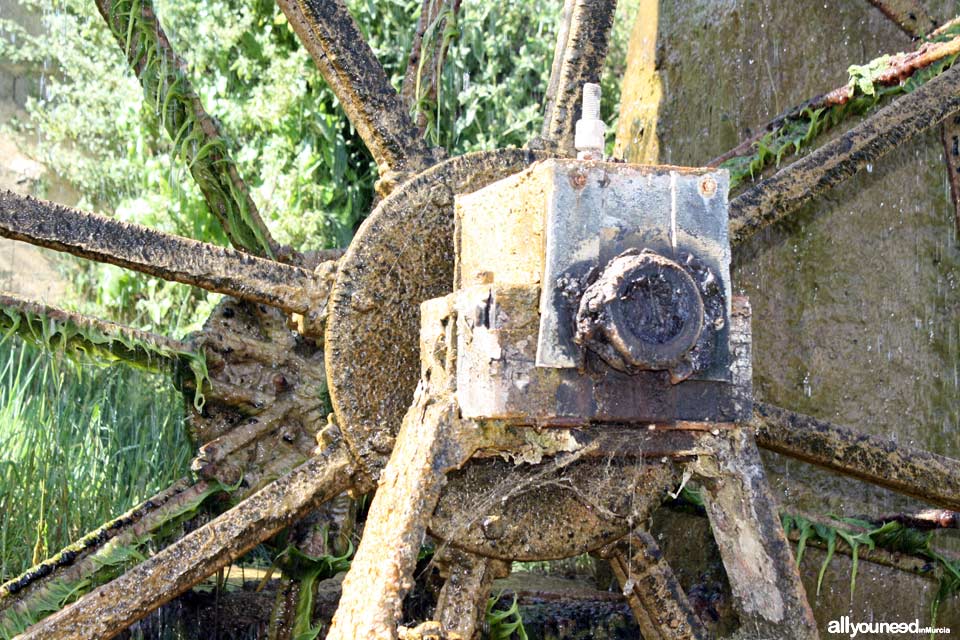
[569,170,588,189]
[575,249,704,374]
[699,176,718,198]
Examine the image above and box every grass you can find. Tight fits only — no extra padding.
[0,335,193,581]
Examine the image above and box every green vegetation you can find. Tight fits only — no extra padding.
[720,23,960,189]
[274,543,353,640]
[485,591,528,640]
[0,478,228,639]
[0,299,209,410]
[0,340,192,580]
[781,514,960,633]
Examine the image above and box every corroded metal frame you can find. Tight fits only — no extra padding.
[0,0,958,638]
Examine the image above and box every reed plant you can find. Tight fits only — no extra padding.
[0,337,192,580]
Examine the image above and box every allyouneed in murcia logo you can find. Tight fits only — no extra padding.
[827,616,951,637]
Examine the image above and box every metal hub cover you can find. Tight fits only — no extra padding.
[325,149,546,479]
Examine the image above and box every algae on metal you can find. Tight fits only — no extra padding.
[719,24,960,189]
[0,479,230,639]
[0,295,209,409]
[96,0,276,258]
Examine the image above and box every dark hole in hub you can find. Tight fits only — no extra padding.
[619,269,689,346]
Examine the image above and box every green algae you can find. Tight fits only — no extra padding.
[0,479,231,639]
[720,26,960,189]
[0,301,209,410]
[107,0,274,258]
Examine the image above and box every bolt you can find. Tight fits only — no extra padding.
[570,170,588,189]
[699,176,718,198]
[582,83,601,120]
[575,83,605,160]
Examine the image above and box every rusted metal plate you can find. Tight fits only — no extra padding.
[456,160,732,377]
[324,149,547,479]
[453,285,750,424]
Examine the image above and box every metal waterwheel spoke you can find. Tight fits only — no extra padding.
[539,0,619,155]
[728,61,960,244]
[275,0,434,175]
[597,532,709,640]
[17,443,357,640]
[0,479,215,637]
[709,29,960,171]
[751,402,960,511]
[0,292,196,372]
[0,190,325,315]
[94,0,280,258]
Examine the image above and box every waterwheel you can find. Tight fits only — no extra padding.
[0,0,958,638]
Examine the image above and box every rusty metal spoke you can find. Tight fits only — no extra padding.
[598,532,709,640]
[94,0,280,258]
[0,190,325,315]
[0,292,194,372]
[538,0,619,156]
[0,479,213,637]
[728,61,960,245]
[710,30,960,176]
[276,0,434,176]
[751,402,960,511]
[16,443,357,640]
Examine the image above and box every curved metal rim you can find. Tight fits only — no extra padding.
[325,148,549,478]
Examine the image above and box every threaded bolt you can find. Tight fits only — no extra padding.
[581,83,601,120]
[575,83,605,160]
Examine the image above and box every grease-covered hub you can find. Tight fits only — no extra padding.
[576,248,705,378]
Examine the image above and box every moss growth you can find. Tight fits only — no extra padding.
[486,591,528,640]
[781,514,960,633]
[0,301,209,410]
[275,543,353,640]
[0,479,229,639]
[107,0,274,258]
[721,27,960,189]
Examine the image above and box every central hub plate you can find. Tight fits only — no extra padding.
[455,159,732,379]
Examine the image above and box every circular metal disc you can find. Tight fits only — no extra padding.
[430,458,675,561]
[325,149,546,477]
